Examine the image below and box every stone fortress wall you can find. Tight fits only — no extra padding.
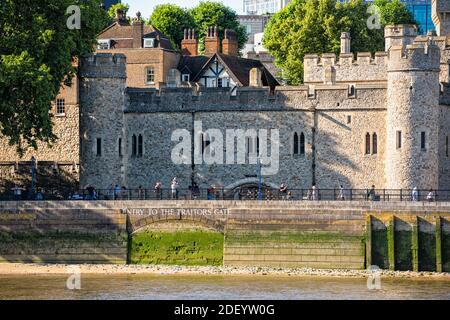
[3,2,450,194]
[75,17,450,192]
[79,52,390,191]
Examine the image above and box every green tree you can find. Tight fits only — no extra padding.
[263,0,416,85]
[189,1,247,54]
[108,2,130,19]
[374,0,417,26]
[0,0,109,154]
[149,4,195,49]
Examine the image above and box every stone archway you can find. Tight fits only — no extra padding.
[223,178,279,200]
[224,178,279,191]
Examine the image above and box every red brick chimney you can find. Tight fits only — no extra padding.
[222,29,238,56]
[132,12,143,48]
[181,29,198,56]
[204,26,220,56]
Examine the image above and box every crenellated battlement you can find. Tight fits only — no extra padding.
[304,52,388,84]
[124,83,387,114]
[80,53,127,79]
[388,43,441,72]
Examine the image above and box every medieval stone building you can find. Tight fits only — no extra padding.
[1,1,450,198]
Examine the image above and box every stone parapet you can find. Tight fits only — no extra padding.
[304,52,388,84]
[80,53,127,78]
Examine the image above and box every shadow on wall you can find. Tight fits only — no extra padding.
[0,163,79,200]
[0,202,127,264]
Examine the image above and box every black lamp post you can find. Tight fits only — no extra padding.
[30,156,36,200]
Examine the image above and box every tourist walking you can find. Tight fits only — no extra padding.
[279,183,287,200]
[138,185,145,200]
[154,181,162,200]
[427,189,435,202]
[367,185,376,201]
[114,184,121,200]
[411,187,419,201]
[171,178,178,199]
[192,183,200,199]
[311,185,318,201]
[11,185,24,201]
[338,185,345,201]
[86,184,96,200]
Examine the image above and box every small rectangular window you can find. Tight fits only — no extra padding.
[396,131,402,149]
[146,67,155,84]
[96,138,102,156]
[421,132,426,150]
[182,74,190,82]
[118,138,122,157]
[446,136,449,157]
[218,78,223,88]
[347,115,351,124]
[56,99,65,116]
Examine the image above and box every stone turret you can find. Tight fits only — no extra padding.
[432,0,450,37]
[386,42,441,190]
[384,25,417,52]
[79,53,127,188]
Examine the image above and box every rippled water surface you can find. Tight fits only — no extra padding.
[0,274,449,300]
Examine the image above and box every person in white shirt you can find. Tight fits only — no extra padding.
[426,189,435,202]
[411,187,419,201]
[171,178,178,199]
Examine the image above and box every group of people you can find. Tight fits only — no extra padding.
[6,180,440,202]
[11,185,44,201]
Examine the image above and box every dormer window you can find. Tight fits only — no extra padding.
[182,74,190,82]
[143,38,155,48]
[97,39,111,50]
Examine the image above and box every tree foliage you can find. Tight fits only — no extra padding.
[263,0,416,85]
[107,2,130,19]
[149,1,247,53]
[189,1,247,53]
[0,0,109,154]
[149,4,195,49]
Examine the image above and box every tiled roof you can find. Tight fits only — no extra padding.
[98,22,174,50]
[180,53,279,88]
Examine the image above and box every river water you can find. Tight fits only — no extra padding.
[0,274,449,299]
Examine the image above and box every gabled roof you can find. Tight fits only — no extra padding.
[180,53,279,88]
[177,56,210,78]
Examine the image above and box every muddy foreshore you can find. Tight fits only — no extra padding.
[0,263,449,280]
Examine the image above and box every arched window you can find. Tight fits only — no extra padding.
[365,133,371,155]
[132,134,137,156]
[293,132,299,155]
[138,134,143,156]
[372,133,377,154]
[300,132,305,155]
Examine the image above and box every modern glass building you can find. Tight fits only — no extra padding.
[402,0,434,34]
[342,0,435,34]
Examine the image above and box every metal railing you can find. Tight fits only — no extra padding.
[0,187,446,202]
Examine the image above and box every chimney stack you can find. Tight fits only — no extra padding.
[249,67,262,87]
[132,12,143,48]
[181,28,198,56]
[115,9,127,24]
[340,32,351,54]
[204,26,220,56]
[222,29,238,56]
